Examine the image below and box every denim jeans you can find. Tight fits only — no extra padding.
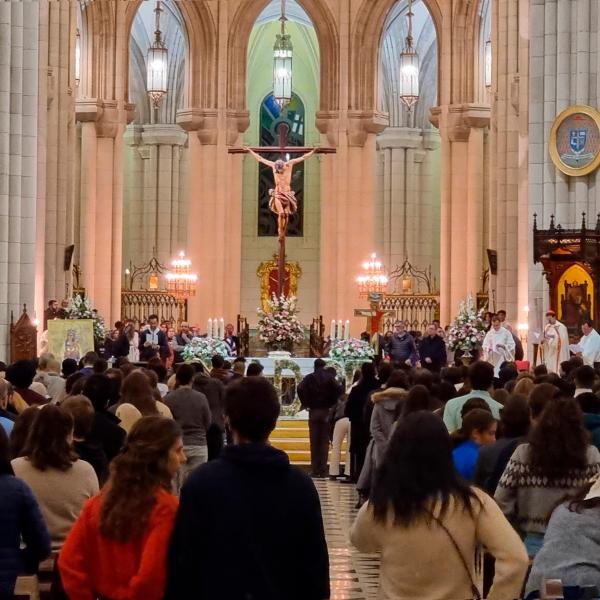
[174,444,208,494]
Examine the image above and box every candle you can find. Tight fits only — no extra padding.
[219,318,224,339]
[208,319,212,338]
[345,320,350,340]
[337,320,342,340]
[330,319,336,340]
[213,318,217,338]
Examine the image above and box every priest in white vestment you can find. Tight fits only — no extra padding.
[578,321,600,366]
[541,310,570,374]
[482,316,516,376]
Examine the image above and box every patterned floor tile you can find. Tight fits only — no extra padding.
[314,480,381,600]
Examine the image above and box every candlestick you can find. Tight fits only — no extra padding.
[330,319,336,340]
[344,320,350,340]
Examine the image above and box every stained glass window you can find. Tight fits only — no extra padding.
[257,93,305,237]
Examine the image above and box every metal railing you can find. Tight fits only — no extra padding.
[379,294,440,332]
[120,290,185,324]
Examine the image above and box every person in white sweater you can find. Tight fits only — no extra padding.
[11,405,98,548]
[351,411,528,600]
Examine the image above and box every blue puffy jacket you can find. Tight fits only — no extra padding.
[0,475,51,599]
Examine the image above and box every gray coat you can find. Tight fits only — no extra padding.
[369,387,407,466]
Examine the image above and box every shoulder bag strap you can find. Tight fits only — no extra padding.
[429,512,482,600]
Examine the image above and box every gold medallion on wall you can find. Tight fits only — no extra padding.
[550,105,600,177]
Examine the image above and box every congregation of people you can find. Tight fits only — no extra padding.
[2,307,600,599]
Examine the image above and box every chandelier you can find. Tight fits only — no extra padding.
[273,0,293,109]
[356,253,389,298]
[146,0,169,110]
[399,0,419,111]
[166,252,198,323]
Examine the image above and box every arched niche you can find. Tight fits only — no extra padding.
[123,0,217,109]
[351,0,442,113]
[228,0,339,114]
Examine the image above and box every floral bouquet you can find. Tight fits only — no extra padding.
[182,337,230,362]
[65,293,107,344]
[257,294,305,350]
[447,295,487,353]
[329,338,375,361]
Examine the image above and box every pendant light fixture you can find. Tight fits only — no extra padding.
[273,0,293,109]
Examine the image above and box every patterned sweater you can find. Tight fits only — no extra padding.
[494,443,600,535]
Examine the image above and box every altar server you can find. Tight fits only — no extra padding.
[482,316,516,377]
[578,320,600,366]
[541,310,570,374]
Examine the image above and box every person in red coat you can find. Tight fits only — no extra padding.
[58,417,186,600]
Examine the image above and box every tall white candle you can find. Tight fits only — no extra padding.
[213,318,217,338]
[345,320,350,340]
[330,319,336,339]
[219,318,224,339]
[208,319,212,338]
[337,320,342,340]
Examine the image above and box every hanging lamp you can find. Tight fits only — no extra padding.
[399,0,419,111]
[146,0,169,110]
[273,0,293,109]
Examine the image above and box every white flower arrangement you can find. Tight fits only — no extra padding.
[65,293,107,344]
[447,295,487,353]
[257,294,305,348]
[182,337,230,362]
[329,338,375,361]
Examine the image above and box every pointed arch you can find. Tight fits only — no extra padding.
[123,0,217,109]
[351,0,442,112]
[228,0,339,113]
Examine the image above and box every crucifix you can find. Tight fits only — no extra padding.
[230,122,335,296]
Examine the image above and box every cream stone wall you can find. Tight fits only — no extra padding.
[528,0,599,333]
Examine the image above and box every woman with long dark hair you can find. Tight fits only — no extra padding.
[0,426,50,598]
[495,396,600,557]
[351,411,528,599]
[58,416,185,600]
[11,405,99,548]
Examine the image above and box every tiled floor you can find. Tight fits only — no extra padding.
[315,479,381,600]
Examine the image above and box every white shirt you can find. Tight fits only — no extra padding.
[482,327,516,376]
[580,329,600,366]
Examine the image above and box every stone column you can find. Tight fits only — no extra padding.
[177,109,246,327]
[376,127,441,278]
[137,124,188,266]
[432,104,490,324]
[317,111,386,330]
[75,99,133,327]
[0,2,39,360]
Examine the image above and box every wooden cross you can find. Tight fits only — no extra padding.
[230,122,335,296]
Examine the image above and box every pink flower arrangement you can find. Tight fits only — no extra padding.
[447,295,487,352]
[257,294,305,345]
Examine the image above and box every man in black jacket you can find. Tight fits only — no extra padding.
[418,324,448,372]
[297,359,343,478]
[165,377,330,600]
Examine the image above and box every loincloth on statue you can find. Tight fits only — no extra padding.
[269,189,298,216]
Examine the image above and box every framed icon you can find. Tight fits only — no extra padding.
[549,105,600,177]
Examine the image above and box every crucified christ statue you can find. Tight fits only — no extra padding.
[229,122,335,295]
[244,146,316,242]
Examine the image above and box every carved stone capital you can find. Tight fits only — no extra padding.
[430,104,491,142]
[75,99,135,138]
[347,110,388,147]
[226,110,250,146]
[376,127,423,150]
[176,108,221,145]
[141,124,188,147]
[315,111,340,147]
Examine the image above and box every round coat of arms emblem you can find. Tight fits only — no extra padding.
[550,105,600,176]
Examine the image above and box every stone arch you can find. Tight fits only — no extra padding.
[350,0,442,113]
[228,0,339,113]
[123,0,218,109]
